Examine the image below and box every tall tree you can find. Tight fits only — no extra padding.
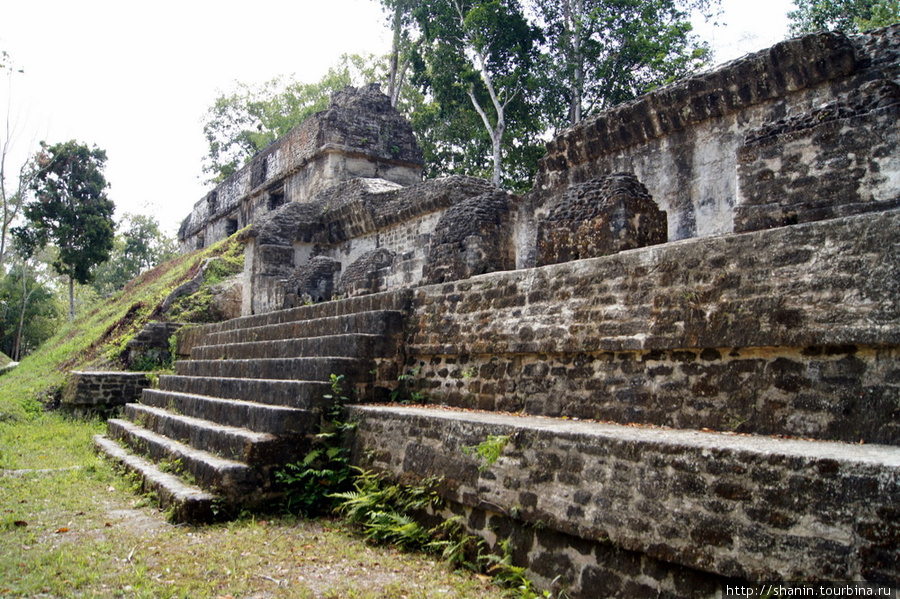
[385,0,420,108]
[532,0,717,129]
[13,140,115,321]
[788,0,899,33]
[411,0,543,188]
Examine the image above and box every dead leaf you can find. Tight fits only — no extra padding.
[55,527,69,534]
[13,520,27,528]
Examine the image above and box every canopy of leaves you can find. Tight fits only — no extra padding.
[0,265,61,359]
[533,0,716,129]
[409,0,545,189]
[13,140,115,285]
[201,54,388,184]
[788,0,899,33]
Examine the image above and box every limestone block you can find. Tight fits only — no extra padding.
[338,248,396,297]
[283,256,342,306]
[735,80,900,232]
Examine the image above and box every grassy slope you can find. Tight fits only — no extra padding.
[0,234,242,421]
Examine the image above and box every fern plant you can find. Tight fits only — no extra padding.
[332,469,442,549]
[276,374,356,516]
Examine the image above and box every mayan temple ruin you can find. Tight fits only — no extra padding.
[94,25,900,597]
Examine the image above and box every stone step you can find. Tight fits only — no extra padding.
[94,434,223,523]
[203,310,406,346]
[123,404,305,466]
[347,404,900,583]
[190,333,396,361]
[174,356,375,383]
[158,375,330,408]
[202,291,411,336]
[141,389,317,433]
[106,418,267,503]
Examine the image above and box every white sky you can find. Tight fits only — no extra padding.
[1,0,792,236]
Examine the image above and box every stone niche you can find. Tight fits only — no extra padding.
[423,189,518,284]
[283,256,342,306]
[535,173,667,267]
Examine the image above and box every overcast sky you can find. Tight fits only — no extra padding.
[1,0,792,236]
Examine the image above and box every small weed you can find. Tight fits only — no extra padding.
[391,367,426,404]
[463,434,511,472]
[461,366,479,380]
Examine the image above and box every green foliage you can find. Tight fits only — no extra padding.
[277,374,356,516]
[12,140,115,321]
[533,0,716,129]
[333,470,564,597]
[166,240,245,324]
[90,213,178,296]
[409,0,546,188]
[13,140,115,286]
[333,469,443,548]
[0,234,244,421]
[0,265,63,359]
[463,434,510,471]
[202,54,388,183]
[788,0,899,33]
[390,366,427,403]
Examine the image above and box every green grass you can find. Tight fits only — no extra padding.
[0,416,501,598]
[0,234,507,598]
[0,234,244,422]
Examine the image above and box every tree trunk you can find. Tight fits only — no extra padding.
[388,3,403,108]
[13,261,35,361]
[565,0,585,125]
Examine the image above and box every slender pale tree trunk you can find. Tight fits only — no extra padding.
[13,260,35,360]
[564,0,586,125]
[388,3,403,107]
[453,0,513,187]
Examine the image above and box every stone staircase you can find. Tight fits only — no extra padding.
[94,292,409,522]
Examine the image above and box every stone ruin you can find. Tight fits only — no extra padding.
[101,24,900,598]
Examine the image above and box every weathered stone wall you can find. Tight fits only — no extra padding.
[178,84,423,252]
[349,405,900,595]
[62,371,155,415]
[734,79,900,231]
[400,208,900,445]
[525,26,900,259]
[241,176,498,314]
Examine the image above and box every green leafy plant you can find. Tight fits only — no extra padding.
[333,469,442,549]
[463,434,510,472]
[390,366,426,404]
[276,374,356,516]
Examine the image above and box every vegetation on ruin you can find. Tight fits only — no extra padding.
[0,413,503,598]
[0,239,517,597]
[788,0,899,33]
[201,0,719,192]
[0,233,244,422]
